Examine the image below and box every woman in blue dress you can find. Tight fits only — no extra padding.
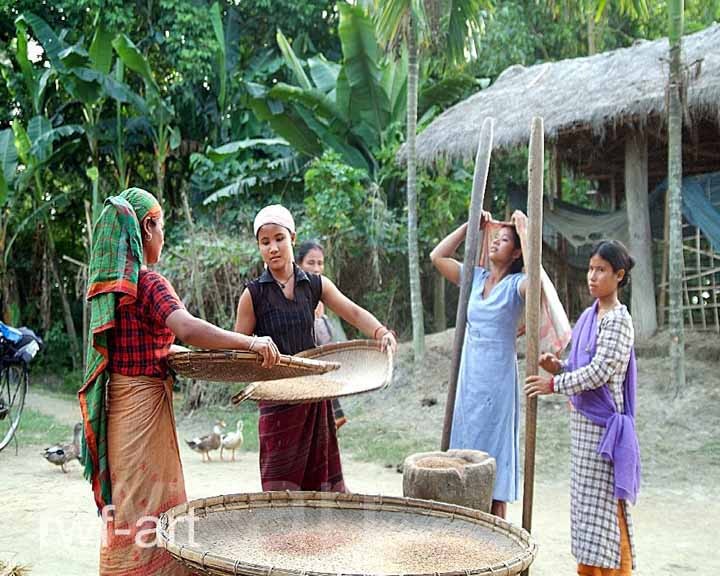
[430,210,528,518]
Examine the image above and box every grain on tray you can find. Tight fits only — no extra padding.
[388,533,508,572]
[216,516,517,574]
[252,377,346,400]
[262,528,354,555]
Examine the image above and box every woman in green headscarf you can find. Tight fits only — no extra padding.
[79,188,280,576]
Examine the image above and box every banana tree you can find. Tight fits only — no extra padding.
[0,129,20,325]
[209,1,247,145]
[113,34,180,207]
[112,59,130,189]
[245,3,480,183]
[17,12,146,223]
[246,4,396,180]
[3,17,90,366]
[0,118,84,367]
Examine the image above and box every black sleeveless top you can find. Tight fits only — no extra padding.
[246,264,322,355]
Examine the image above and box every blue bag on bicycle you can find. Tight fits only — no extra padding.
[0,321,22,344]
[0,322,43,364]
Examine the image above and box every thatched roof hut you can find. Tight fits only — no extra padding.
[412,24,720,169]
[411,24,720,340]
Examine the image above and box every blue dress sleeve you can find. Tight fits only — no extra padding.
[512,272,526,302]
[460,264,488,286]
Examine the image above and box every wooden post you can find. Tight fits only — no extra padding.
[522,117,544,574]
[624,131,657,341]
[553,146,569,314]
[682,246,694,329]
[658,189,671,328]
[433,270,447,332]
[712,263,720,333]
[441,118,494,451]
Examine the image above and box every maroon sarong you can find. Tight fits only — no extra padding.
[258,400,346,492]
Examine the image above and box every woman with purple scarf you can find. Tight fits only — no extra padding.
[525,240,641,576]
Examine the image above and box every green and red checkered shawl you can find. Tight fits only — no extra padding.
[78,187,161,512]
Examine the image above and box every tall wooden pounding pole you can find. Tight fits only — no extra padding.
[441,117,494,450]
[522,117,544,576]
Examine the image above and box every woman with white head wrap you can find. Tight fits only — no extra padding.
[236,204,397,491]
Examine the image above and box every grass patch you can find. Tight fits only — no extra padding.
[14,407,69,446]
[339,419,436,466]
[30,370,83,397]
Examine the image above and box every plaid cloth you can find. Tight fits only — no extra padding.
[78,188,161,513]
[554,306,637,569]
[108,270,183,378]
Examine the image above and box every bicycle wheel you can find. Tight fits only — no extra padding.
[0,363,28,452]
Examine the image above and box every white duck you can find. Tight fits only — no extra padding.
[220,420,244,461]
[43,422,82,473]
[186,420,225,462]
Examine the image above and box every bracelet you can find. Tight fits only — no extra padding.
[373,326,396,340]
[248,335,258,352]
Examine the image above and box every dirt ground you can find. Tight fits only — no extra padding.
[2,329,719,575]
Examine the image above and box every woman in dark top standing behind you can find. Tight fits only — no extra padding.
[235,205,397,491]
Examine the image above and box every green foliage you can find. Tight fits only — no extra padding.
[248,3,486,181]
[418,166,473,246]
[1,0,718,375]
[18,13,145,112]
[303,151,370,242]
[160,229,262,326]
[223,0,340,60]
[0,128,18,202]
[302,150,401,277]
[377,138,472,250]
[299,150,406,335]
[190,142,304,211]
[247,4,408,178]
[560,174,599,209]
[374,0,491,68]
[34,320,80,371]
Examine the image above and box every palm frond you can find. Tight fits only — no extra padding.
[444,0,489,64]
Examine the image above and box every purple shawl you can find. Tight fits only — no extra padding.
[567,301,641,504]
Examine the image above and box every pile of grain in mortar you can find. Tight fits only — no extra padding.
[415,456,468,470]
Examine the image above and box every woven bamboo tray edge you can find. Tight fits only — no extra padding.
[235,340,394,404]
[158,491,537,576]
[168,349,340,383]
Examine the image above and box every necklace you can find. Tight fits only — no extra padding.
[273,269,294,290]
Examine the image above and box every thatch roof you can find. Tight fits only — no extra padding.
[412,24,720,166]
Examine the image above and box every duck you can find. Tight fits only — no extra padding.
[42,422,82,473]
[220,420,244,461]
[186,420,225,462]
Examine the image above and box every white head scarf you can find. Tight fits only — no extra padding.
[253,204,296,238]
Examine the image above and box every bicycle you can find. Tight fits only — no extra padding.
[0,322,43,452]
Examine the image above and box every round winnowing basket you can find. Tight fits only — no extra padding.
[231,340,393,404]
[167,349,340,383]
[157,491,537,576]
